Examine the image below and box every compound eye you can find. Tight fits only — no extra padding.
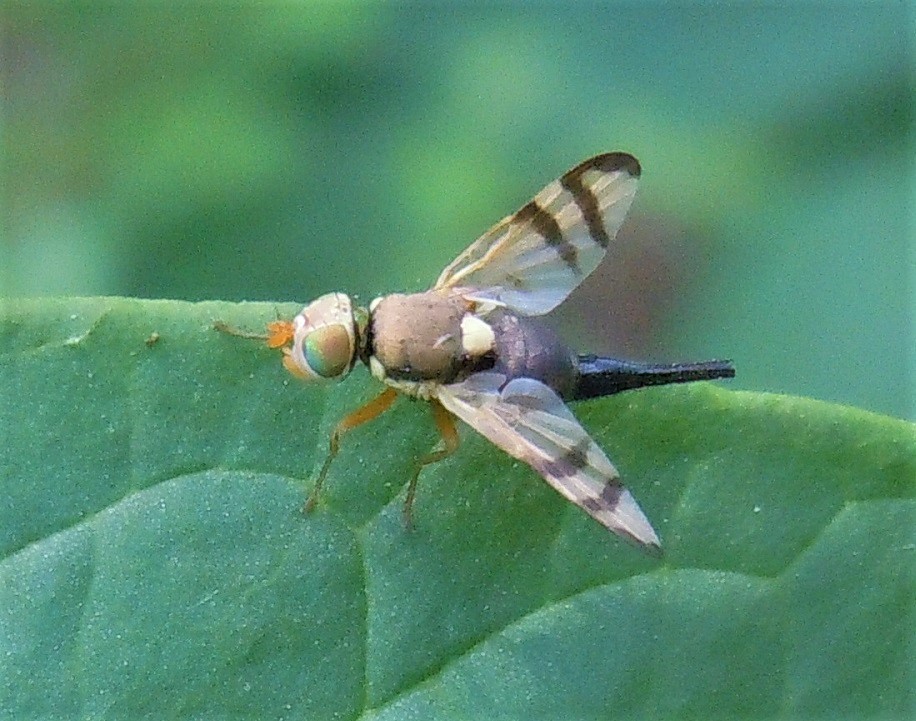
[304,324,353,378]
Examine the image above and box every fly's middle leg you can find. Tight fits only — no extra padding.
[403,400,460,529]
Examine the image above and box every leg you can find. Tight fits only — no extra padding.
[304,387,399,513]
[403,400,460,529]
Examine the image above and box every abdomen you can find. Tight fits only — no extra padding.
[489,311,578,399]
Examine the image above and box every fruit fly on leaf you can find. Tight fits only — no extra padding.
[220,153,734,554]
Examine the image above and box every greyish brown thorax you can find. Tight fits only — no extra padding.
[365,290,578,398]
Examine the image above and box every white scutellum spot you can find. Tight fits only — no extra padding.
[460,315,496,356]
[369,355,387,381]
[369,296,384,313]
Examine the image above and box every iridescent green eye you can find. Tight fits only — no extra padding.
[304,324,352,378]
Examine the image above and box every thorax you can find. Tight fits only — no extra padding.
[364,289,577,399]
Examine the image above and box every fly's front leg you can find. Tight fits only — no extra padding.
[403,400,460,529]
[305,387,399,513]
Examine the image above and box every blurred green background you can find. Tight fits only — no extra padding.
[2,3,913,419]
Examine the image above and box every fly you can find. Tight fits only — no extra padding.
[220,153,734,554]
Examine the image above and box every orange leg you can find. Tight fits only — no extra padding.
[403,400,460,529]
[304,387,399,513]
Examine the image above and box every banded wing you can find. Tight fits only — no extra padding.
[434,153,640,316]
[435,372,661,552]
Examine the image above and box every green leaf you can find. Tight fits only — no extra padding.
[2,297,913,720]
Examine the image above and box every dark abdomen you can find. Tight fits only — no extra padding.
[490,312,578,399]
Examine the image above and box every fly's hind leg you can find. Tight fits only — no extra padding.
[305,387,399,513]
[403,400,460,529]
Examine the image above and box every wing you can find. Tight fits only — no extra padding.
[434,153,640,316]
[435,372,661,553]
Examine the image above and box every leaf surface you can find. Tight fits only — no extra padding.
[1,297,913,719]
